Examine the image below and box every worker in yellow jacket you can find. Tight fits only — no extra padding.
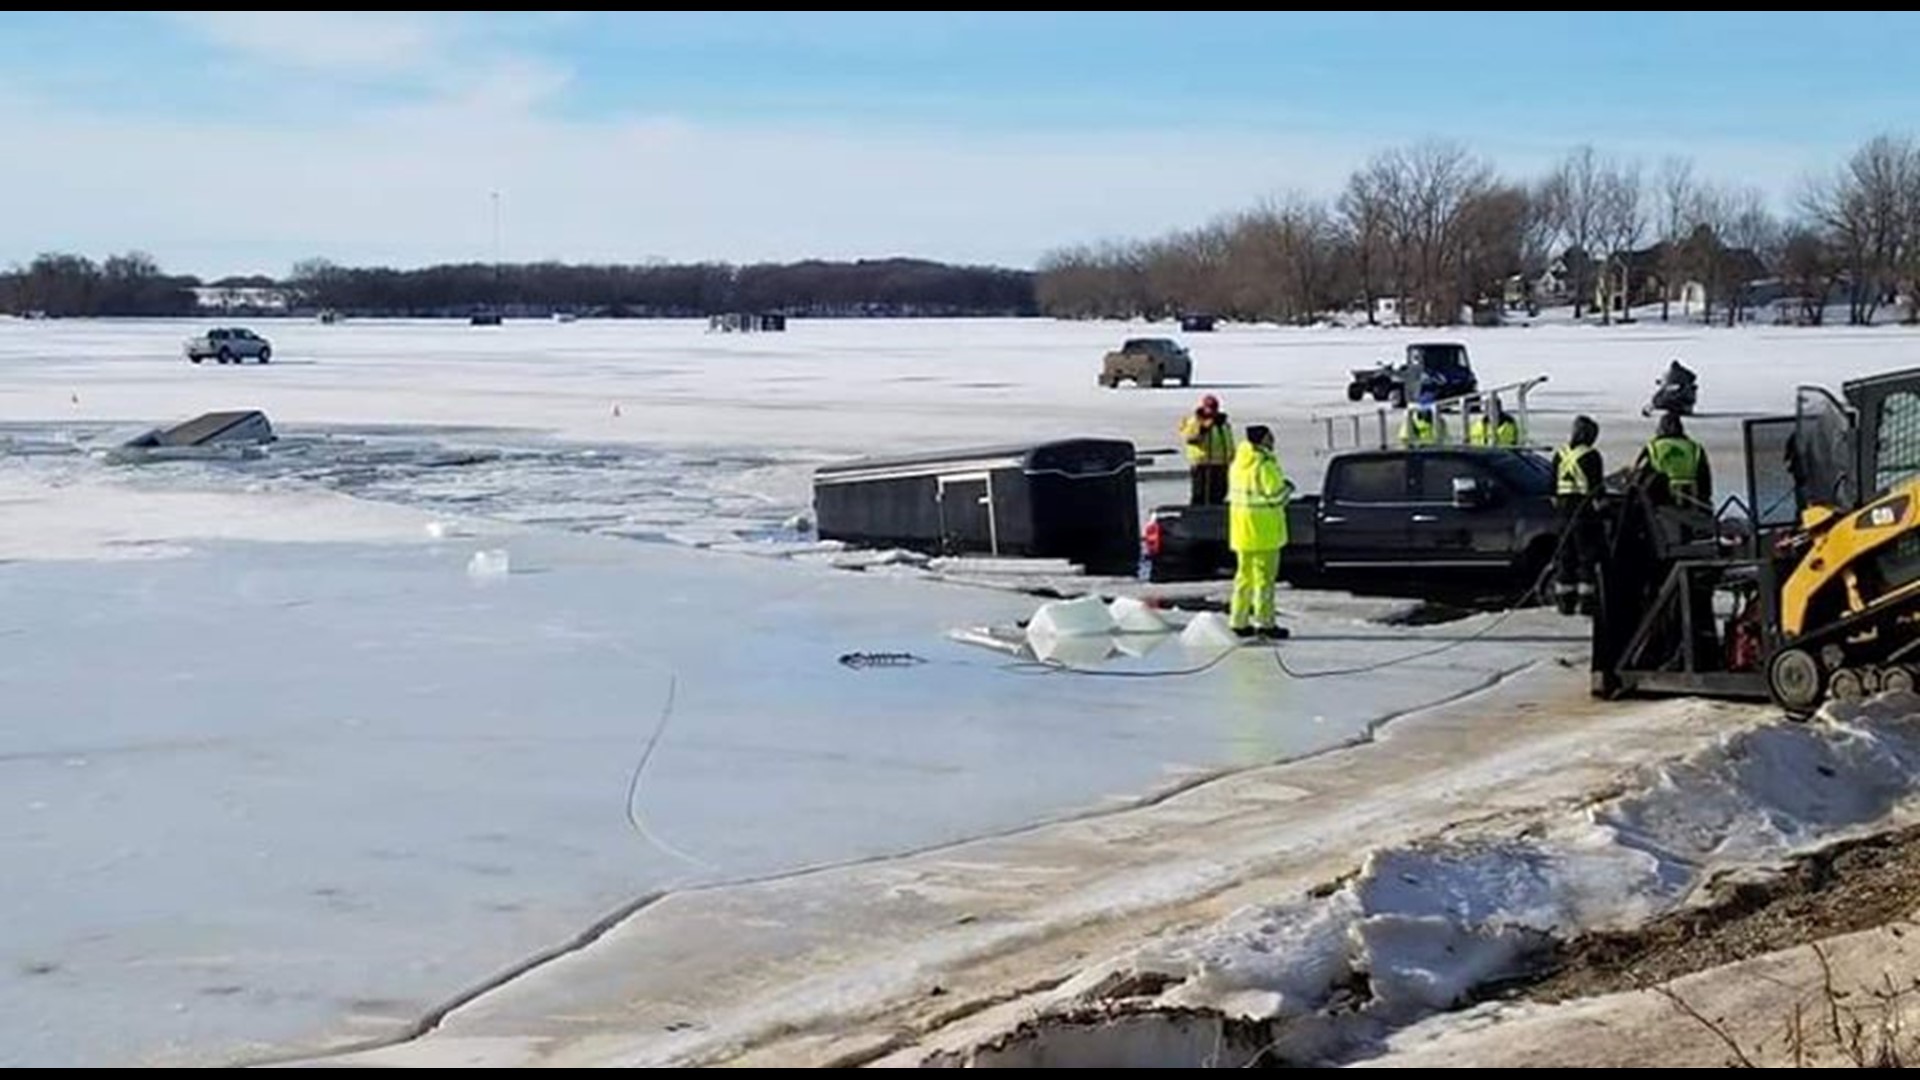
[1227,424,1294,641]
[1179,394,1235,505]
[1469,395,1522,447]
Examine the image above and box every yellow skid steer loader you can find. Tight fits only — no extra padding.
[1591,367,1920,718]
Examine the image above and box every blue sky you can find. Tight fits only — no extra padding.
[2,11,1915,278]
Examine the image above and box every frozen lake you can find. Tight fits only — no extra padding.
[2,314,1915,1065]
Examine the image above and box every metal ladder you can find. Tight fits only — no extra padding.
[1309,375,1551,455]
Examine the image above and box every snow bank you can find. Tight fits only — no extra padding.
[1044,692,1920,1060]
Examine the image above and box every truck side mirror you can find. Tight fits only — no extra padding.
[1452,477,1487,509]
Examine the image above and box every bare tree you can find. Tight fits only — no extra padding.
[1593,158,1645,325]
[1778,224,1840,325]
[1693,184,1778,326]
[1655,157,1699,321]
[1803,134,1920,325]
[1454,184,1531,322]
[1541,145,1610,319]
[1362,141,1498,325]
[1515,182,1557,314]
[1339,169,1393,325]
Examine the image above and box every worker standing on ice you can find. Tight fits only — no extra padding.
[1551,415,1606,616]
[1635,410,1712,506]
[1179,394,1235,505]
[1227,424,1293,641]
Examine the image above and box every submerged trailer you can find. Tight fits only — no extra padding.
[813,438,1141,576]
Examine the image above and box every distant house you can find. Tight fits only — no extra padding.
[1535,258,1574,303]
[1591,243,1771,320]
[192,285,291,313]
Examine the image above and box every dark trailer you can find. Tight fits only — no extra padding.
[813,438,1141,575]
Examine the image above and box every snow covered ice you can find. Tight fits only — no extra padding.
[5,315,1920,1066]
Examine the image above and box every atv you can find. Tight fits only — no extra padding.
[1346,342,1478,406]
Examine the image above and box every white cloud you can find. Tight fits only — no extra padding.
[171,11,447,76]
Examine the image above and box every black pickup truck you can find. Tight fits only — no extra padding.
[1143,447,1563,605]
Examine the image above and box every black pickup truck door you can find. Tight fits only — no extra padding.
[1406,453,1508,566]
[1317,454,1413,568]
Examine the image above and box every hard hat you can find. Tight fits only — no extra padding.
[1200,394,1220,410]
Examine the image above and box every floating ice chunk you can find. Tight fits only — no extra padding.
[1111,632,1168,659]
[782,512,813,532]
[1108,595,1172,634]
[425,521,450,539]
[1180,611,1240,649]
[1025,595,1117,640]
[466,549,511,579]
[1030,633,1117,667]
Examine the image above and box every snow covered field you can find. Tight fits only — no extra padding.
[2,315,1918,1066]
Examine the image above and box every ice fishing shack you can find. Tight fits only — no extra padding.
[812,438,1141,576]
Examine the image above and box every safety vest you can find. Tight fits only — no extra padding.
[1180,414,1235,466]
[1399,411,1439,447]
[1228,443,1290,553]
[1556,445,1597,497]
[1469,415,1520,447]
[1645,435,1703,499]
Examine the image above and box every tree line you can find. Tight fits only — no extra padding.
[0,255,1037,319]
[1036,134,1920,327]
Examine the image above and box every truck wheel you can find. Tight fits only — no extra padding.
[1347,383,1366,402]
[257,347,270,363]
[190,356,203,364]
[1177,373,1190,388]
[218,349,233,365]
[1149,368,1164,389]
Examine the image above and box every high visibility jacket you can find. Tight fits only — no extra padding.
[1399,411,1440,447]
[1556,445,1599,497]
[1180,414,1235,465]
[1228,443,1290,553]
[1645,435,1704,499]
[1469,415,1520,447]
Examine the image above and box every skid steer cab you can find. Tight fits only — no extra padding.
[1589,366,1920,719]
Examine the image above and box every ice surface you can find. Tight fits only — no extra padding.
[466,547,512,578]
[0,494,1549,1066]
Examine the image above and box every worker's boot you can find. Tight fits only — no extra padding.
[1577,583,1598,617]
[1232,626,1257,641]
[1554,583,1579,616]
[1258,625,1291,641]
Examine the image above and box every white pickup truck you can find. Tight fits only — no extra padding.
[184,327,272,364]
